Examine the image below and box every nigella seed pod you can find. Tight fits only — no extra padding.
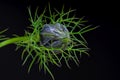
[40,23,70,50]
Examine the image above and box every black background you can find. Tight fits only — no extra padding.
[0,0,119,80]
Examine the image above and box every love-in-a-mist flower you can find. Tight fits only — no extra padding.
[0,4,97,80]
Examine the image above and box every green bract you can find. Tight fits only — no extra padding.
[0,5,97,80]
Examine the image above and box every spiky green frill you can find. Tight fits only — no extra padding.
[0,5,97,80]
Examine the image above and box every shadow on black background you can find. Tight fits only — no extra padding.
[0,0,119,80]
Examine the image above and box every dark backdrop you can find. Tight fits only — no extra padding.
[0,0,119,80]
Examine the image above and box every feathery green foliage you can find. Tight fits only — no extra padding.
[0,5,97,80]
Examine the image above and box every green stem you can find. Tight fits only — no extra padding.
[0,36,28,48]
